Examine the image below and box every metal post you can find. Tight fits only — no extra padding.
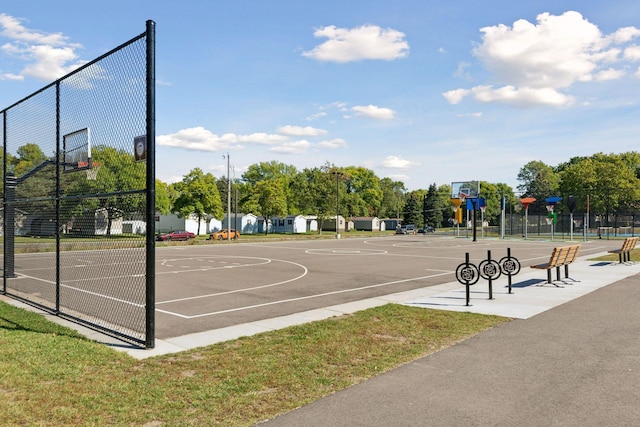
[228,155,232,238]
[465,253,471,306]
[335,171,340,239]
[487,250,493,300]
[4,174,16,279]
[55,82,61,312]
[472,199,477,242]
[501,196,505,239]
[144,19,156,349]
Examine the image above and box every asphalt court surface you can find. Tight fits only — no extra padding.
[152,235,625,339]
[4,235,631,343]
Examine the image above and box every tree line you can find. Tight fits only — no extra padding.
[4,143,639,234]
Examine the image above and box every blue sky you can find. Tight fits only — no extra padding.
[1,1,639,191]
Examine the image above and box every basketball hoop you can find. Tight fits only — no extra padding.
[546,204,555,213]
[459,193,468,202]
[85,162,100,180]
[545,217,554,225]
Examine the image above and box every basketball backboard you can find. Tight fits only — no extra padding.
[451,181,479,199]
[63,128,92,172]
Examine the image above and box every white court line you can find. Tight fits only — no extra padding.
[157,270,453,319]
[7,273,144,308]
[157,259,308,305]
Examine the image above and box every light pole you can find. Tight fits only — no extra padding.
[332,170,342,239]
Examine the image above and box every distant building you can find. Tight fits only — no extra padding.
[155,213,208,235]
[351,216,385,231]
[271,215,316,234]
[222,213,258,234]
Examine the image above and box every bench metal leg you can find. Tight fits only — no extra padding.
[556,266,561,281]
[547,270,551,283]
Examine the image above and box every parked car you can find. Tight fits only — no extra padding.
[395,226,407,235]
[157,230,195,241]
[405,224,417,234]
[419,225,436,233]
[209,229,240,240]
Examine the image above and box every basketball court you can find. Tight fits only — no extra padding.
[8,233,637,358]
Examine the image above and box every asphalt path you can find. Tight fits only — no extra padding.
[258,271,640,427]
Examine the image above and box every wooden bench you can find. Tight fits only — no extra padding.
[608,237,638,263]
[531,244,581,285]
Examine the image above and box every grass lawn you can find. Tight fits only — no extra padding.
[0,301,510,426]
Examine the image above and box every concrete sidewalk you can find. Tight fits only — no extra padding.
[259,258,640,426]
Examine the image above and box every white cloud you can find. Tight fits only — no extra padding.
[316,138,348,149]
[453,61,472,80]
[594,68,625,81]
[382,155,419,169]
[470,85,574,107]
[0,72,23,81]
[608,26,640,43]
[457,112,483,118]
[445,11,640,107]
[386,173,410,182]
[351,104,395,120]
[302,24,409,62]
[305,112,327,121]
[158,126,348,155]
[624,45,640,61]
[443,88,470,105]
[157,127,289,152]
[0,13,85,81]
[277,125,328,137]
[269,140,311,154]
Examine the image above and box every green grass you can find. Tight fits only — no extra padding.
[589,248,639,262]
[0,301,510,426]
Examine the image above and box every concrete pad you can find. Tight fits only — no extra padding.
[403,257,640,319]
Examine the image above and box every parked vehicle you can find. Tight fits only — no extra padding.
[209,229,240,240]
[419,225,436,233]
[395,226,407,235]
[405,224,417,234]
[157,230,195,241]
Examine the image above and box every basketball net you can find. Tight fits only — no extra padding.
[86,163,100,180]
[546,204,554,213]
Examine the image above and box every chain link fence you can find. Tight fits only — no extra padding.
[485,212,638,239]
[2,21,155,348]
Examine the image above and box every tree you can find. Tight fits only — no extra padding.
[61,145,146,236]
[403,193,422,225]
[289,164,339,234]
[155,179,171,215]
[378,177,406,219]
[173,168,223,235]
[242,161,298,213]
[517,160,560,213]
[344,166,382,216]
[423,183,441,228]
[12,143,49,177]
[253,179,287,234]
[558,154,640,215]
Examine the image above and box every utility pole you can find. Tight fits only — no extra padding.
[226,153,231,241]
